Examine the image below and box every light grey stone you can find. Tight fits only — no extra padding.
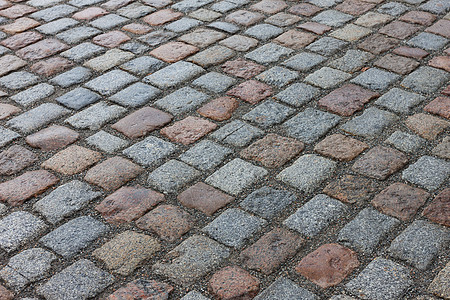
[312,10,353,27]
[65,102,126,130]
[340,107,398,138]
[375,88,425,113]
[192,72,236,93]
[208,21,240,33]
[401,66,449,93]
[243,100,294,128]
[206,158,268,195]
[277,154,336,192]
[274,83,320,107]
[211,120,264,147]
[117,2,155,18]
[0,126,20,148]
[144,61,204,89]
[255,66,298,87]
[306,37,348,56]
[351,68,400,90]
[123,136,177,167]
[36,18,78,34]
[56,26,101,44]
[10,83,55,106]
[402,156,450,191]
[419,0,450,13]
[241,186,297,219]
[30,4,77,22]
[284,194,348,237]
[172,0,214,12]
[50,67,92,88]
[385,131,426,153]
[61,42,105,62]
[0,71,39,90]
[179,140,232,171]
[56,87,101,110]
[86,131,128,153]
[245,43,293,64]
[244,24,283,40]
[165,17,203,32]
[182,291,211,300]
[328,50,374,72]
[120,56,166,76]
[282,52,327,71]
[407,32,448,50]
[203,208,267,248]
[90,14,128,29]
[34,180,101,224]
[305,67,352,89]
[255,277,318,300]
[155,87,209,115]
[148,160,201,193]
[109,83,161,107]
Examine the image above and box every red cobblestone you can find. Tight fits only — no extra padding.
[160,116,217,145]
[0,285,13,300]
[107,279,173,300]
[424,97,450,119]
[314,134,368,161]
[250,0,287,14]
[288,3,321,16]
[177,182,234,215]
[274,29,316,49]
[197,96,239,121]
[30,57,73,76]
[1,31,43,50]
[0,170,58,206]
[226,80,272,104]
[379,21,420,39]
[0,4,36,18]
[16,39,68,60]
[42,145,102,175]
[429,56,450,72]
[296,243,359,288]
[0,54,27,76]
[323,174,380,204]
[392,46,428,59]
[0,17,40,34]
[222,58,265,79]
[122,23,152,34]
[72,7,108,20]
[335,0,375,15]
[150,41,198,62]
[225,10,264,26]
[96,186,164,224]
[374,54,420,75]
[209,266,260,299]
[93,31,131,48]
[143,9,183,26]
[423,188,450,227]
[399,11,436,26]
[405,113,449,140]
[297,21,331,34]
[0,103,20,120]
[426,19,450,38]
[358,33,399,54]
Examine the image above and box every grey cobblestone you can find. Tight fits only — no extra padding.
[56,87,101,110]
[10,83,55,107]
[50,67,92,88]
[109,82,161,107]
[66,102,126,130]
[123,136,177,166]
[85,70,137,96]
[179,140,232,170]
[148,159,201,193]
[86,130,128,153]
[340,107,398,138]
[402,156,450,191]
[255,277,318,300]
[243,100,294,128]
[145,61,204,89]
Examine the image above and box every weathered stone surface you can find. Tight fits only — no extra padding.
[241,134,304,168]
[0,145,37,176]
[178,182,234,215]
[96,186,164,224]
[314,134,368,161]
[197,96,238,121]
[0,170,58,206]
[161,116,217,145]
[423,188,449,227]
[324,175,380,204]
[428,262,450,299]
[209,266,260,299]
[94,231,161,275]
[296,243,359,288]
[241,228,302,274]
[26,125,79,150]
[107,280,173,300]
[424,97,450,119]
[112,107,172,138]
[42,145,101,175]
[372,183,429,221]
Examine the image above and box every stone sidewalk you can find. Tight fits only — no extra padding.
[0,0,449,298]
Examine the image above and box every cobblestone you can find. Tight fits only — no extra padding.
[148,159,201,193]
[179,139,232,170]
[255,277,318,300]
[402,156,450,191]
[25,125,78,150]
[153,87,208,111]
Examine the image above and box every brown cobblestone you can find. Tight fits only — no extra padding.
[226,80,272,104]
[150,41,198,62]
[405,113,449,140]
[122,23,152,34]
[197,96,239,121]
[0,103,20,120]
[314,134,368,161]
[426,19,450,38]
[42,145,101,175]
[374,54,420,75]
[93,31,131,48]
[221,58,265,79]
[379,21,420,39]
[371,182,430,221]
[219,34,258,51]
[16,39,68,60]
[136,204,195,242]
[178,29,226,48]
[424,97,450,119]
[0,17,40,34]
[241,228,303,274]
[84,156,144,191]
[288,3,321,16]
[399,11,436,26]
[423,188,450,227]
[96,186,164,224]
[30,57,73,76]
[318,84,379,116]
[241,134,304,168]
[0,285,13,300]
[107,280,173,300]
[161,116,217,145]
[0,55,27,76]
[296,243,359,288]
[209,266,260,299]
[250,0,287,14]
[0,145,37,176]
[392,46,428,59]
[352,146,408,180]
[323,174,380,204]
[432,136,450,159]
[335,0,375,16]
[25,125,79,150]
[0,170,58,206]
[358,33,399,54]
[143,9,183,26]
[112,107,172,139]
[93,230,161,275]
[274,29,316,49]
[1,31,42,50]
[428,262,450,298]
[177,182,234,215]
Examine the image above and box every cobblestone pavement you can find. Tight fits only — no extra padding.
[0,0,449,298]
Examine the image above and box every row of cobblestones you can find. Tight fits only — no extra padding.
[0,0,449,298]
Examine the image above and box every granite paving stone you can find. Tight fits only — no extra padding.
[274,30,316,49]
[42,145,101,175]
[120,56,166,76]
[240,186,297,218]
[0,170,58,206]
[254,277,318,300]
[221,58,265,79]
[298,21,332,34]
[0,248,56,292]
[283,108,341,144]
[86,131,128,153]
[0,71,39,90]
[112,107,172,138]
[351,67,400,91]
[357,33,398,54]
[0,211,47,252]
[178,28,226,48]
[243,100,294,128]
[305,67,352,89]
[407,32,448,51]
[385,130,426,153]
[66,102,127,130]
[296,243,359,288]
[402,156,450,191]
[203,208,266,248]
[148,159,201,193]
[405,113,449,140]
[123,136,177,167]
[340,107,399,138]
[25,125,78,151]
[210,120,264,147]
[389,220,449,270]
[209,266,260,299]
[282,52,326,71]
[328,49,374,73]
[37,259,114,300]
[432,136,450,159]
[107,280,173,299]
[35,18,79,34]
[10,83,54,107]
[423,188,450,227]
[338,208,400,253]
[428,262,450,298]
[323,174,380,204]
[206,158,267,195]
[84,49,134,72]
[244,43,293,64]
[181,291,211,300]
[0,145,37,176]
[84,156,143,190]
[375,88,425,114]
[179,140,232,170]
[255,66,298,88]
[305,36,348,56]
[0,104,20,120]
[274,83,320,107]
[60,42,105,62]
[192,72,235,93]
[345,258,412,300]
[401,66,449,93]
[161,116,217,145]
[40,216,108,257]
[155,87,210,114]
[57,26,101,44]
[314,134,368,161]
[93,230,160,275]
[284,194,348,237]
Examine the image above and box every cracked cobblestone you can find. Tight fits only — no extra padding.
[0,0,449,298]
